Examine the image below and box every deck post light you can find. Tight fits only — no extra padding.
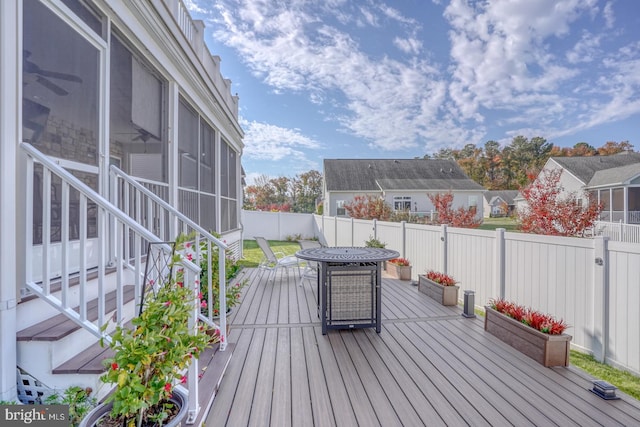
[591,380,619,400]
[462,290,475,318]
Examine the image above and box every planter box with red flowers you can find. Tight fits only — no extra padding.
[418,271,459,306]
[386,258,412,280]
[485,299,572,367]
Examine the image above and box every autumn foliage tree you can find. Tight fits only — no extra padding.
[517,168,603,236]
[343,195,392,220]
[427,192,481,228]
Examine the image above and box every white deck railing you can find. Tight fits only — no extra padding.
[109,165,228,350]
[21,143,208,424]
[594,220,640,244]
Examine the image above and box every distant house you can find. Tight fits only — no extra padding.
[518,152,640,224]
[483,190,519,218]
[323,159,486,218]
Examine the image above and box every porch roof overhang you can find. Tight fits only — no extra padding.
[586,163,640,189]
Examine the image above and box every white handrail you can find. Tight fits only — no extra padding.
[109,164,228,351]
[21,142,204,421]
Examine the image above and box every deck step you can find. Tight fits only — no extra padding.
[17,285,136,342]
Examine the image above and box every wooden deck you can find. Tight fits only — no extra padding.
[206,267,640,426]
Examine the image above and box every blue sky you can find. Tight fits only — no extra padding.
[185,0,640,184]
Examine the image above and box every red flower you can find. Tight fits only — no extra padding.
[425,270,457,286]
[164,301,171,307]
[187,253,193,261]
[201,300,207,308]
[177,281,183,288]
[111,362,118,370]
[180,375,187,384]
[185,242,191,248]
[164,383,172,392]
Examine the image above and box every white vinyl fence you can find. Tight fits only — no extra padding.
[241,210,640,375]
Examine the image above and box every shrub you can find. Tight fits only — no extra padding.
[488,298,569,335]
[424,270,457,286]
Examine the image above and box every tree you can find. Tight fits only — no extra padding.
[343,195,392,220]
[427,192,481,228]
[517,168,603,236]
[598,140,634,155]
[571,142,597,157]
[290,170,323,213]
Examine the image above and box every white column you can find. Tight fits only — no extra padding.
[167,81,180,237]
[0,0,19,402]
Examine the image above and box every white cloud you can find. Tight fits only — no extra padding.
[240,119,321,170]
[442,0,608,129]
[602,2,615,29]
[205,0,460,152]
[393,37,422,55]
[191,0,640,157]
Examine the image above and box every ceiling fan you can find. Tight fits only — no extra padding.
[23,50,83,96]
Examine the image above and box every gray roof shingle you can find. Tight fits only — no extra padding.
[324,159,485,192]
[551,152,640,184]
[588,163,640,187]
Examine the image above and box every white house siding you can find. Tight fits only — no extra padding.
[546,160,588,200]
[325,190,484,219]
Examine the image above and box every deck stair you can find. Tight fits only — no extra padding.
[17,280,234,415]
[18,143,233,422]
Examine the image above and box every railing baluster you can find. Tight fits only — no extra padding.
[24,157,34,286]
[79,195,87,322]
[116,220,124,325]
[97,206,106,326]
[42,168,51,295]
[61,182,70,307]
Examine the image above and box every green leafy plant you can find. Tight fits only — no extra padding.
[424,270,457,286]
[175,233,247,317]
[99,273,210,426]
[489,298,569,335]
[389,257,410,266]
[364,236,386,248]
[44,386,96,427]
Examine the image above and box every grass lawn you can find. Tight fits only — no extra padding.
[479,216,519,231]
[570,350,640,400]
[238,239,301,268]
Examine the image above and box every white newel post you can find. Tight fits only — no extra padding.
[0,0,19,401]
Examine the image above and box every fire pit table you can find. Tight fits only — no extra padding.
[296,246,399,334]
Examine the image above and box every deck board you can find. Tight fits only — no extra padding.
[205,268,640,426]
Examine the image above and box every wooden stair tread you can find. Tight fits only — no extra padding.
[17,285,136,341]
[53,342,114,374]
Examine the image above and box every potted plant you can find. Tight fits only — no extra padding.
[364,236,386,248]
[80,275,211,427]
[485,298,571,367]
[418,270,459,306]
[386,258,412,280]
